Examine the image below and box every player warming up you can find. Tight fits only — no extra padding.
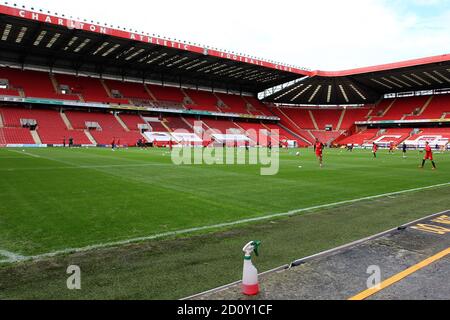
[314,138,324,168]
[388,142,394,154]
[419,141,437,170]
[372,142,378,158]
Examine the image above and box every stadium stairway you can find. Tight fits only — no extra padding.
[139,114,150,127]
[161,119,173,133]
[0,112,3,128]
[84,130,97,145]
[49,73,60,94]
[242,96,268,116]
[402,96,434,120]
[241,96,257,115]
[184,89,222,113]
[214,93,230,113]
[366,99,390,120]
[100,79,113,99]
[336,109,346,131]
[60,112,73,130]
[270,107,318,144]
[115,114,130,132]
[273,107,304,133]
[143,84,157,101]
[308,110,319,130]
[306,130,318,142]
[278,123,312,146]
[17,88,25,98]
[180,88,194,105]
[30,130,42,144]
[77,94,86,103]
[232,121,246,132]
[376,99,397,119]
[181,116,194,130]
[421,96,434,117]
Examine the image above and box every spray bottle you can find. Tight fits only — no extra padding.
[242,240,261,296]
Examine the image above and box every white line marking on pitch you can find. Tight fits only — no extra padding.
[7,149,42,158]
[0,249,26,262]
[0,181,445,264]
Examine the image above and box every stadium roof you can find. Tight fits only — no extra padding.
[0,3,309,94]
[263,54,450,105]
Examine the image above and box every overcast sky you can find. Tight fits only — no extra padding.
[12,0,450,71]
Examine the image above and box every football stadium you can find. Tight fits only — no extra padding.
[0,1,449,304]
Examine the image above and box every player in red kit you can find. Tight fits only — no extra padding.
[372,143,378,158]
[389,142,394,154]
[314,139,324,168]
[420,141,437,170]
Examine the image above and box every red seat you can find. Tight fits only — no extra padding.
[147,85,185,103]
[55,74,129,104]
[0,68,79,101]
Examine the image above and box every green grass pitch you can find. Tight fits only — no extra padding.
[0,147,448,257]
[0,146,449,299]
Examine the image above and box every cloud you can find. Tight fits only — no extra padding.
[11,0,450,71]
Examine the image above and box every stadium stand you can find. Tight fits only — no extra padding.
[262,123,308,146]
[0,67,79,100]
[117,113,148,131]
[409,128,450,139]
[369,98,395,119]
[404,94,450,120]
[164,116,193,132]
[339,108,371,129]
[147,85,185,103]
[65,110,141,145]
[104,80,152,101]
[0,127,35,145]
[369,128,413,145]
[0,106,93,145]
[268,108,315,144]
[215,93,250,114]
[235,121,271,146]
[184,89,219,112]
[244,97,272,116]
[338,129,380,146]
[145,118,170,132]
[54,74,129,104]
[204,118,241,133]
[59,130,93,145]
[312,109,342,130]
[309,130,344,144]
[272,107,317,129]
[0,88,21,97]
[372,96,429,121]
[1,67,450,148]
[183,117,205,129]
[268,107,352,145]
